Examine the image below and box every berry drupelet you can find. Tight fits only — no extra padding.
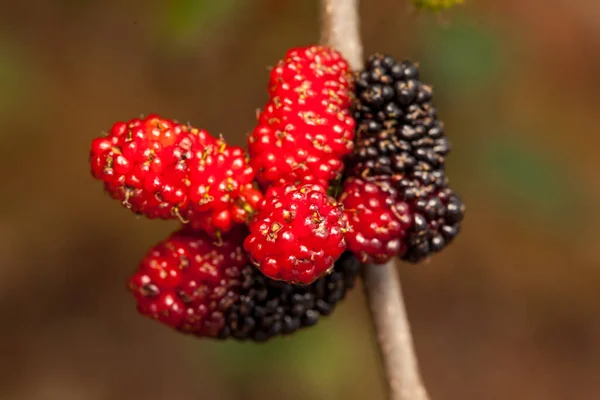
[244,183,348,285]
[128,226,360,341]
[186,142,263,234]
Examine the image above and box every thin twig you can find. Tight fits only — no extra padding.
[319,0,363,69]
[362,263,431,400]
[318,1,431,399]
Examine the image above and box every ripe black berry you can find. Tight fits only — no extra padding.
[350,54,450,181]
[218,252,360,341]
[402,187,465,262]
[346,53,466,263]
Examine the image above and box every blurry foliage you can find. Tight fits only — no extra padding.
[208,319,357,393]
[411,17,585,229]
[415,18,503,94]
[478,134,583,225]
[411,0,465,12]
[0,40,32,120]
[161,0,242,46]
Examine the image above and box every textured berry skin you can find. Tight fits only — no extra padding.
[128,227,247,336]
[249,107,353,188]
[90,115,213,220]
[90,114,261,233]
[186,143,263,234]
[351,55,450,181]
[347,54,466,262]
[269,45,353,104]
[187,185,263,236]
[219,252,360,341]
[244,183,348,284]
[249,45,355,189]
[129,228,360,341]
[340,178,411,264]
[401,186,465,262]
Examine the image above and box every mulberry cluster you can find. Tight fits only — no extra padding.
[128,228,359,341]
[89,45,467,342]
[343,54,465,263]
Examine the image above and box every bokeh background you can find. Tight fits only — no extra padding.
[2,0,600,399]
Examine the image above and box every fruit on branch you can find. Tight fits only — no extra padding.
[89,114,262,234]
[128,227,360,340]
[244,183,348,285]
[347,54,465,263]
[249,45,355,189]
[92,43,470,345]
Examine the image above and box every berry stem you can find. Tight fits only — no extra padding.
[319,1,432,399]
[318,0,362,69]
[362,262,430,400]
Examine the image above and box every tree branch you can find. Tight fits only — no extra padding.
[318,1,431,399]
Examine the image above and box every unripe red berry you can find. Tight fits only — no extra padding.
[244,183,348,284]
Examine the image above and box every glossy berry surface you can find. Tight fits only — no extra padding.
[128,227,247,336]
[90,115,212,220]
[347,54,466,263]
[128,227,360,341]
[89,114,261,234]
[244,183,348,284]
[219,252,360,341]
[186,143,263,234]
[340,178,411,264]
[351,55,450,181]
[249,45,355,189]
[401,186,465,262]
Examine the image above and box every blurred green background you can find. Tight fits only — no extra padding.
[2,0,600,399]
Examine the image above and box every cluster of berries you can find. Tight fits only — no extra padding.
[88,46,465,340]
[341,54,465,264]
